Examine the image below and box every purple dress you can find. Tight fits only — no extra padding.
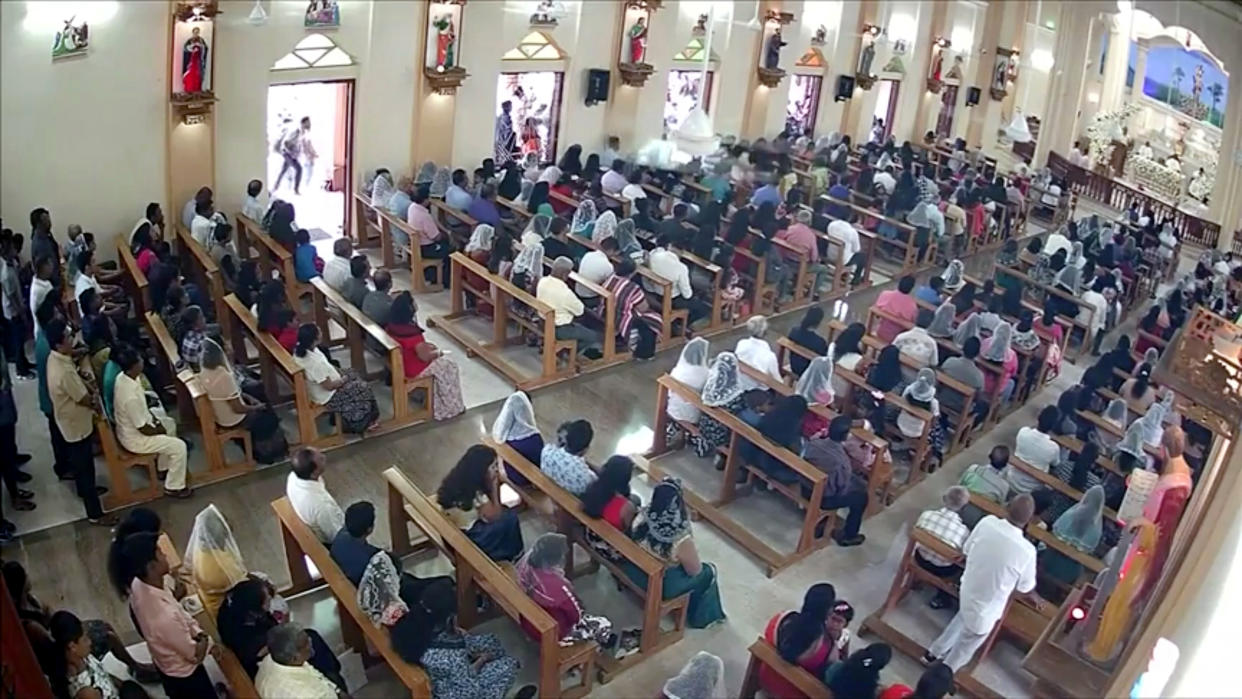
[503,432,544,486]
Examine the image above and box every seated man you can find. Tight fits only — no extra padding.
[536,256,603,359]
[958,445,1011,527]
[322,238,353,291]
[540,419,596,496]
[330,501,451,601]
[803,416,870,547]
[826,214,866,286]
[601,160,628,195]
[914,486,971,609]
[286,447,345,544]
[775,209,828,296]
[340,255,371,309]
[647,233,707,328]
[445,169,474,211]
[242,180,267,222]
[873,275,920,343]
[407,188,452,286]
[576,237,616,303]
[111,345,190,498]
[361,270,396,326]
[254,623,341,699]
[466,183,503,228]
[893,308,940,369]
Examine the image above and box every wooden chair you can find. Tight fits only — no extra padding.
[383,469,598,697]
[271,497,432,698]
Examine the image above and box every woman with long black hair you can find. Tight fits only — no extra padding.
[757,583,836,697]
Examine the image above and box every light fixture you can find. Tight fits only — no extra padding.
[1004,109,1032,143]
[247,0,267,25]
[673,107,719,157]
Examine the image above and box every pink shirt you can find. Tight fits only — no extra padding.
[874,290,918,343]
[129,578,203,678]
[775,223,820,262]
[405,202,441,246]
[980,339,1018,395]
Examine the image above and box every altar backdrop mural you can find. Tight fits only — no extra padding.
[1130,44,1227,128]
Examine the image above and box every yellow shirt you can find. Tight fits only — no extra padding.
[192,550,247,620]
[47,351,95,442]
[536,276,584,326]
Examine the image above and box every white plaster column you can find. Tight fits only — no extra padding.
[1210,69,1242,251]
[971,1,1027,155]
[1032,3,1095,166]
[816,0,860,136]
[1098,12,1129,114]
[1131,40,1148,96]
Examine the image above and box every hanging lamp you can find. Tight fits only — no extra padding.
[1004,109,1033,143]
[673,3,720,157]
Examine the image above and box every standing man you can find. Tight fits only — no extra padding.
[29,208,61,287]
[34,298,70,480]
[275,117,312,195]
[182,187,212,230]
[29,256,56,339]
[923,493,1045,671]
[494,100,517,166]
[0,343,35,521]
[0,233,34,379]
[45,319,115,525]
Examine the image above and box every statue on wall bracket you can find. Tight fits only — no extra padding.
[171,1,219,119]
[854,24,883,90]
[926,38,950,94]
[424,1,469,95]
[756,10,793,88]
[52,16,89,60]
[617,1,658,87]
[990,47,1017,101]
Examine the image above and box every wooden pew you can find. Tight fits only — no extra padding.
[432,252,576,390]
[271,497,432,698]
[739,638,833,699]
[172,222,231,342]
[383,468,598,698]
[142,311,197,426]
[667,246,728,333]
[993,263,1095,359]
[372,206,448,293]
[563,234,689,346]
[115,233,150,318]
[351,191,384,250]
[486,444,690,679]
[224,294,342,448]
[967,494,1104,575]
[819,194,932,274]
[736,360,894,515]
[233,213,308,316]
[308,277,433,431]
[678,219,777,316]
[96,415,161,511]
[647,374,835,576]
[1008,456,1120,524]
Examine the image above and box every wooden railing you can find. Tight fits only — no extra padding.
[1047,151,1221,249]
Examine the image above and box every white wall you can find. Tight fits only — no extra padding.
[1,1,167,251]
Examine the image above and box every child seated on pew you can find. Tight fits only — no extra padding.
[293,229,324,283]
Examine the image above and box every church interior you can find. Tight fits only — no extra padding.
[2,0,1242,698]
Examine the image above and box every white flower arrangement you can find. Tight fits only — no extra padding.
[1124,155,1183,200]
[1085,103,1142,167]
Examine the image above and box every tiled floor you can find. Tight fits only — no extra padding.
[5,198,1190,698]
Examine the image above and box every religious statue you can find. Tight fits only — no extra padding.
[530,0,558,27]
[811,25,827,46]
[1192,64,1204,104]
[629,16,648,64]
[51,16,89,59]
[433,13,456,69]
[304,0,340,28]
[945,55,963,81]
[858,37,876,76]
[764,27,786,70]
[692,14,709,36]
[992,55,1009,91]
[182,27,209,94]
[930,50,944,81]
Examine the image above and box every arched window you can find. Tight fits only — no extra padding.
[272,33,355,70]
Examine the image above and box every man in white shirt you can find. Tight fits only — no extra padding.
[646,233,706,327]
[131,202,165,247]
[1081,277,1111,355]
[255,623,340,699]
[925,495,1044,670]
[601,137,622,168]
[286,447,345,543]
[190,199,220,248]
[536,257,602,359]
[735,315,783,389]
[242,179,267,223]
[182,186,212,229]
[601,161,628,195]
[29,256,55,339]
[873,166,896,195]
[112,346,190,496]
[1007,406,1062,494]
[893,309,940,369]
[620,170,648,203]
[826,217,866,286]
[915,485,972,608]
[576,238,616,298]
[322,238,353,292]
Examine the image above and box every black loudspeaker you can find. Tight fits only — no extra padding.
[834,74,855,102]
[586,69,610,105]
[965,87,981,106]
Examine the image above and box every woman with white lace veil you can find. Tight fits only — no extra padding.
[981,320,1018,404]
[429,166,451,199]
[1098,398,1128,450]
[693,353,747,460]
[796,356,836,437]
[663,651,727,699]
[357,551,409,628]
[521,213,551,247]
[927,300,956,339]
[592,210,618,245]
[570,199,598,239]
[414,161,437,187]
[509,241,545,343]
[614,218,644,262]
[369,170,395,204]
[951,312,982,347]
[492,391,544,486]
[667,339,711,428]
[184,504,287,620]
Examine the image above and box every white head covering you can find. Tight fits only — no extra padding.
[512,241,545,285]
[370,172,395,204]
[524,213,552,240]
[1053,484,1105,552]
[517,179,534,203]
[465,224,495,254]
[795,357,835,404]
[940,259,965,292]
[183,504,247,601]
[537,165,563,185]
[903,367,937,403]
[1056,264,1081,293]
[662,651,726,699]
[614,218,642,258]
[571,200,598,236]
[1103,398,1128,427]
[199,336,236,377]
[415,161,437,185]
[592,211,619,244]
[671,338,711,390]
[952,312,982,347]
[492,391,540,444]
[701,352,744,407]
[1115,418,1147,459]
[357,551,408,627]
[429,167,451,198]
[982,321,1013,362]
[928,300,956,338]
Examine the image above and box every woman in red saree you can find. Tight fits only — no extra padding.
[1127,425,1193,603]
[758,583,835,698]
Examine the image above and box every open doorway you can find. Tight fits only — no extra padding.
[267,79,354,238]
[497,72,564,164]
[870,79,900,141]
[664,69,714,133]
[785,74,822,136]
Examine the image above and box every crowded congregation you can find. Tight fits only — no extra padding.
[2,1,1241,698]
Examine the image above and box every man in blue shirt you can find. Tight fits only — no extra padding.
[749,178,782,208]
[330,501,450,601]
[444,169,473,210]
[914,276,945,306]
[466,183,502,228]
